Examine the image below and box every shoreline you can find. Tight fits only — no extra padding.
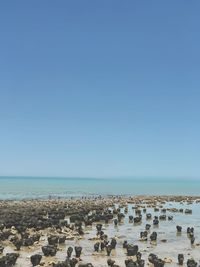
[1,194,200,202]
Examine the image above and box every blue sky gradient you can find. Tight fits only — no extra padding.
[0,1,200,178]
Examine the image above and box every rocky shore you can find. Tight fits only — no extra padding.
[0,195,200,267]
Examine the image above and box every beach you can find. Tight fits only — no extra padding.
[0,195,200,267]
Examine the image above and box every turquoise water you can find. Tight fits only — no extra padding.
[0,176,200,200]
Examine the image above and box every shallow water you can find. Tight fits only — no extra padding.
[3,200,200,267]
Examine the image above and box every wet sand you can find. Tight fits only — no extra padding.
[0,195,200,267]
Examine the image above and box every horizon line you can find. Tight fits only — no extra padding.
[0,175,200,180]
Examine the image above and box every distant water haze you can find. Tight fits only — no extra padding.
[0,176,200,200]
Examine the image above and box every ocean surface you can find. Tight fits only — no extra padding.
[0,176,200,200]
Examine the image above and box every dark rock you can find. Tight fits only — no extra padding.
[70,215,83,223]
[75,246,82,258]
[159,215,166,220]
[0,257,6,267]
[124,207,128,213]
[150,232,157,241]
[178,254,184,265]
[7,253,19,265]
[67,247,73,258]
[100,241,105,251]
[148,254,164,267]
[135,209,142,216]
[126,244,138,256]
[42,245,57,256]
[12,238,22,250]
[129,215,134,222]
[136,252,142,261]
[94,242,99,252]
[153,218,159,225]
[69,258,78,267]
[185,209,192,214]
[106,245,112,256]
[23,237,34,246]
[146,213,152,220]
[30,254,42,266]
[117,213,125,223]
[59,235,66,244]
[48,235,59,245]
[140,231,148,238]
[96,224,102,234]
[113,219,118,226]
[187,227,194,234]
[154,258,165,267]
[107,259,115,266]
[134,217,141,224]
[125,259,137,267]
[190,236,195,245]
[148,253,158,264]
[53,261,70,267]
[187,259,197,267]
[145,224,151,230]
[0,246,4,254]
[110,238,117,249]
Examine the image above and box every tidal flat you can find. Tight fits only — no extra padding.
[0,196,200,267]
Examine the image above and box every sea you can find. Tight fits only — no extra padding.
[0,176,199,200]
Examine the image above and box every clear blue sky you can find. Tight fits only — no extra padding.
[0,1,200,178]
